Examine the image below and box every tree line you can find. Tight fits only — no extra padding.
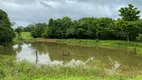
[1,4,142,45]
[18,4,142,42]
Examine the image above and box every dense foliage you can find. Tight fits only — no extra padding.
[23,24,34,32]
[22,4,142,41]
[15,26,23,34]
[119,4,140,21]
[31,23,47,38]
[0,9,15,45]
[15,26,23,39]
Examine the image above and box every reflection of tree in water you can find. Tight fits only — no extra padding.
[30,42,63,61]
[0,45,17,56]
[15,45,22,53]
[30,42,50,54]
[30,42,97,62]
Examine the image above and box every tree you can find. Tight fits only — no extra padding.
[43,17,72,39]
[116,19,139,41]
[136,33,142,42]
[15,26,23,39]
[119,4,140,21]
[42,27,50,38]
[0,9,15,45]
[31,23,47,38]
[41,18,55,38]
[76,17,95,39]
[117,4,141,43]
[66,20,77,38]
[23,24,34,32]
[28,4,142,41]
[95,17,116,40]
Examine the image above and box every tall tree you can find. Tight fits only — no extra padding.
[31,23,47,38]
[117,4,141,43]
[0,9,15,45]
[95,17,116,40]
[23,24,34,32]
[43,17,72,39]
[119,4,140,21]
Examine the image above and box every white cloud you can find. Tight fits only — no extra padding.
[0,0,142,26]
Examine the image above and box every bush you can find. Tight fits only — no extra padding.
[136,34,142,42]
[0,9,15,45]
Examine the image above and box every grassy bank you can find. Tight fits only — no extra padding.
[13,32,57,44]
[13,32,33,44]
[0,55,142,80]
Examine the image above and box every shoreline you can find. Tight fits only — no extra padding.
[22,38,142,55]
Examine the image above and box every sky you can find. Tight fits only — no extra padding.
[0,0,142,27]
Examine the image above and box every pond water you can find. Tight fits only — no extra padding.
[1,42,142,72]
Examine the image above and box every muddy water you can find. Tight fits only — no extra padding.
[1,42,142,72]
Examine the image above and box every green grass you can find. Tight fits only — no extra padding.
[57,39,142,55]
[20,32,33,40]
[0,55,142,80]
[13,32,33,44]
[13,32,23,44]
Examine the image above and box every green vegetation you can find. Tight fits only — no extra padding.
[15,26,23,39]
[13,32,33,44]
[21,4,142,43]
[20,32,33,40]
[119,4,140,21]
[23,24,34,32]
[136,33,142,42]
[31,23,47,38]
[0,9,15,45]
[13,34,22,44]
[1,4,142,80]
[0,54,142,80]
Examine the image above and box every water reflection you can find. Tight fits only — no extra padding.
[0,45,17,55]
[16,44,96,66]
[13,44,22,53]
[105,61,120,74]
[4,42,142,71]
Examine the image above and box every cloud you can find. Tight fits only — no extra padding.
[0,0,142,26]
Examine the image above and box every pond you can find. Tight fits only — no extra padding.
[1,42,142,73]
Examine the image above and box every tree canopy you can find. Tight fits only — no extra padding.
[31,23,47,38]
[117,4,141,42]
[0,9,15,45]
[119,4,140,21]
[22,4,142,42]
